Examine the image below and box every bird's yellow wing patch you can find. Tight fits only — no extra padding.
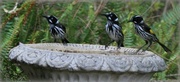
[150,29,154,34]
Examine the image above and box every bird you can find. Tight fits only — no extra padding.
[43,15,69,45]
[101,12,124,49]
[128,15,171,53]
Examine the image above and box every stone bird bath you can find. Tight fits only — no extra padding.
[9,43,166,82]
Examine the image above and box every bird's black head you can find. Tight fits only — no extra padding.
[101,12,119,22]
[128,15,144,24]
[43,15,59,24]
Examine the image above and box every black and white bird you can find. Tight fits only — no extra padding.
[43,15,69,45]
[128,15,171,53]
[101,12,124,49]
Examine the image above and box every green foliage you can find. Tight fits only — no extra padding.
[1,15,27,80]
[0,0,180,81]
[151,5,180,80]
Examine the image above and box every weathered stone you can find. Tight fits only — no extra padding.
[9,43,166,82]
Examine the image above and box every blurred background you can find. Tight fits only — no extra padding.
[0,0,180,81]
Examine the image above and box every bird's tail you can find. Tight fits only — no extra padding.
[62,38,69,45]
[157,41,171,53]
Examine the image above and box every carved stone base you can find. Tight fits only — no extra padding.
[20,63,154,82]
[9,43,166,82]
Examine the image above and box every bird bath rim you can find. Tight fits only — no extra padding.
[9,42,166,73]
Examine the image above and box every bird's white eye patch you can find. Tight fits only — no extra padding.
[108,17,111,20]
[49,19,52,23]
[140,20,144,23]
[56,20,59,24]
[115,18,118,21]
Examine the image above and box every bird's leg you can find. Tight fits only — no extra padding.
[143,41,152,52]
[117,40,123,50]
[105,40,114,49]
[136,40,148,53]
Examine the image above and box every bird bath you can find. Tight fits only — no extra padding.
[9,43,166,82]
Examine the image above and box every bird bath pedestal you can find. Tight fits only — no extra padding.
[9,43,166,82]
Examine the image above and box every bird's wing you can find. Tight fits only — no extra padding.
[57,23,66,33]
[140,23,154,35]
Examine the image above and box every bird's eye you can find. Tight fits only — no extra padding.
[134,21,137,23]
[108,17,111,20]
[49,19,52,23]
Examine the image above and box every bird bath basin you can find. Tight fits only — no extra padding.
[9,43,166,82]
